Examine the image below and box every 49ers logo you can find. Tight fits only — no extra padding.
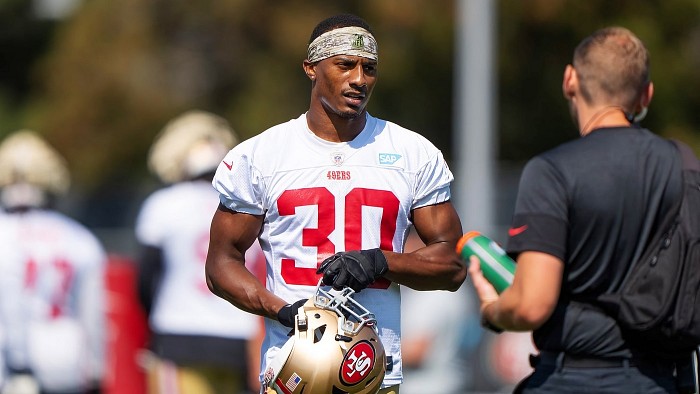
[340,340,376,385]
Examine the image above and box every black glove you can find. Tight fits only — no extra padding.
[316,248,388,292]
[277,299,307,328]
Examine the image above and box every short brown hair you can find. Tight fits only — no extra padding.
[573,27,650,112]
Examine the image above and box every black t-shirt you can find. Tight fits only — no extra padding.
[506,127,682,358]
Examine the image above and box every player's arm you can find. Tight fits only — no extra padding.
[205,204,288,320]
[382,201,466,291]
[470,251,562,331]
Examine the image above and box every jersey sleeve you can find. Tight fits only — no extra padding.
[212,146,265,215]
[413,150,453,209]
[506,155,569,260]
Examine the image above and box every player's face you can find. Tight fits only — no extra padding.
[311,55,378,119]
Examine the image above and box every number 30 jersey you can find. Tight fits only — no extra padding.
[212,113,454,387]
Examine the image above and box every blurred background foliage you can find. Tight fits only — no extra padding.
[1,0,700,233]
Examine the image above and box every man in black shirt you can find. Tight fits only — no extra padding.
[469,27,691,393]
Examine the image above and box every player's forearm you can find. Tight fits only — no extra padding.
[205,259,286,320]
[383,242,467,291]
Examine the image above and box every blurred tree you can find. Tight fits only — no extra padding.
[0,0,57,133]
[20,0,457,227]
[0,0,697,228]
[24,1,454,185]
[498,0,700,160]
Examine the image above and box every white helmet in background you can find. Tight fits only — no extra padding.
[0,130,70,209]
[263,281,387,394]
[148,110,239,183]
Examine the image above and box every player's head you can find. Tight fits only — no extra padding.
[263,282,386,394]
[0,130,70,211]
[566,27,652,121]
[303,14,378,119]
[148,110,239,184]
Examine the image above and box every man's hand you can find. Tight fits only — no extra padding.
[468,255,500,310]
[276,299,308,328]
[316,249,388,292]
[468,256,502,332]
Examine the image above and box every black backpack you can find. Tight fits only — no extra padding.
[596,139,700,357]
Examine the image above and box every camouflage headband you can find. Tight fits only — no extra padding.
[307,26,378,63]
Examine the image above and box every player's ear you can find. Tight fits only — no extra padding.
[302,60,316,81]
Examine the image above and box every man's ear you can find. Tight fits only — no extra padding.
[562,64,577,99]
[640,81,654,108]
[302,60,316,81]
[628,81,653,123]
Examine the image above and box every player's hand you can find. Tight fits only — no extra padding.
[316,249,388,292]
[277,299,308,328]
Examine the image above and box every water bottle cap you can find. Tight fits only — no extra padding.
[456,230,481,253]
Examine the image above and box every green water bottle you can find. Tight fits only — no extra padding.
[457,231,516,293]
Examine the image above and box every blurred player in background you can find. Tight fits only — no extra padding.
[135,110,264,394]
[0,130,106,394]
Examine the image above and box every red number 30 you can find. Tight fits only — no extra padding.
[277,187,399,289]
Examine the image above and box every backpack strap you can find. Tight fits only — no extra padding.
[581,139,686,317]
[671,139,700,171]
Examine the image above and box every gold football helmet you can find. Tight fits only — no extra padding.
[148,110,239,183]
[0,130,70,209]
[264,281,386,394]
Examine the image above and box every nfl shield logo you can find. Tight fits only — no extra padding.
[331,152,345,166]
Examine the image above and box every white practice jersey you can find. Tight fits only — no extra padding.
[135,180,261,339]
[212,113,453,387]
[0,209,106,392]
